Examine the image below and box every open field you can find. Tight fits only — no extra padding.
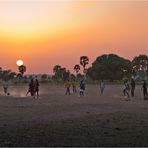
[0,84,148,146]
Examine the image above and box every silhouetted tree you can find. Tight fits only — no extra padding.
[18,65,26,75]
[53,65,61,74]
[131,55,148,79]
[42,74,48,80]
[77,73,84,80]
[70,74,76,81]
[53,65,62,80]
[53,65,71,81]
[0,69,16,81]
[74,64,80,74]
[87,54,131,81]
[80,56,89,73]
[63,70,70,81]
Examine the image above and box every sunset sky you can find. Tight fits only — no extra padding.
[0,1,148,74]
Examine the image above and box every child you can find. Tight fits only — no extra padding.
[79,80,85,97]
[130,78,136,97]
[26,78,35,97]
[123,80,130,98]
[99,80,105,95]
[34,78,39,98]
[72,80,77,93]
[65,80,71,95]
[2,80,8,95]
[142,80,148,100]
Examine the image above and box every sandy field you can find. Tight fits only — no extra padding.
[0,84,148,147]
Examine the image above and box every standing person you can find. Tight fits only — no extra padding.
[65,80,71,95]
[99,80,105,95]
[79,80,85,97]
[26,78,35,97]
[34,78,40,98]
[2,80,9,95]
[130,78,136,97]
[72,80,77,93]
[123,80,130,98]
[142,80,148,100]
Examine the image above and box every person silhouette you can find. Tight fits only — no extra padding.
[130,78,136,97]
[142,80,148,100]
[26,78,35,97]
[79,80,85,97]
[34,77,40,98]
[72,80,77,93]
[123,80,130,98]
[65,80,71,95]
[2,80,9,95]
[99,80,105,95]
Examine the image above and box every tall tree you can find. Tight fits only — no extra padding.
[0,70,16,81]
[53,65,70,81]
[74,64,80,74]
[53,65,62,80]
[53,65,61,74]
[131,55,148,79]
[18,65,26,75]
[87,54,131,81]
[41,74,48,80]
[80,56,89,73]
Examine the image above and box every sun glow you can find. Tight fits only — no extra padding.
[0,1,148,74]
[16,60,23,67]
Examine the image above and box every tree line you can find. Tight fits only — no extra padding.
[87,54,148,81]
[0,54,148,82]
[53,54,148,82]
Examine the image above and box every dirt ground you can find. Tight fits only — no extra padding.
[0,84,148,147]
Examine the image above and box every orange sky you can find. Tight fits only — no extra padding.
[0,1,148,74]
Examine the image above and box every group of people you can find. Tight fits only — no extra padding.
[1,76,148,100]
[123,78,148,100]
[1,78,40,98]
[64,79,86,97]
[64,79,105,97]
[123,78,135,98]
[64,77,148,100]
[26,77,40,98]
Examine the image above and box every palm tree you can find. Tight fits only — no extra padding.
[53,65,62,81]
[60,67,66,80]
[80,56,89,74]
[18,65,26,76]
[74,64,80,74]
[53,65,61,74]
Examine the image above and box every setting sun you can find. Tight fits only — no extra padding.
[16,60,23,67]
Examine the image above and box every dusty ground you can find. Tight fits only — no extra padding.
[0,84,148,147]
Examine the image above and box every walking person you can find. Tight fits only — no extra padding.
[26,78,35,97]
[130,78,136,97]
[34,78,39,98]
[72,80,77,93]
[123,80,130,98]
[99,80,105,95]
[142,80,148,100]
[2,80,9,95]
[65,80,71,95]
[79,80,85,97]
